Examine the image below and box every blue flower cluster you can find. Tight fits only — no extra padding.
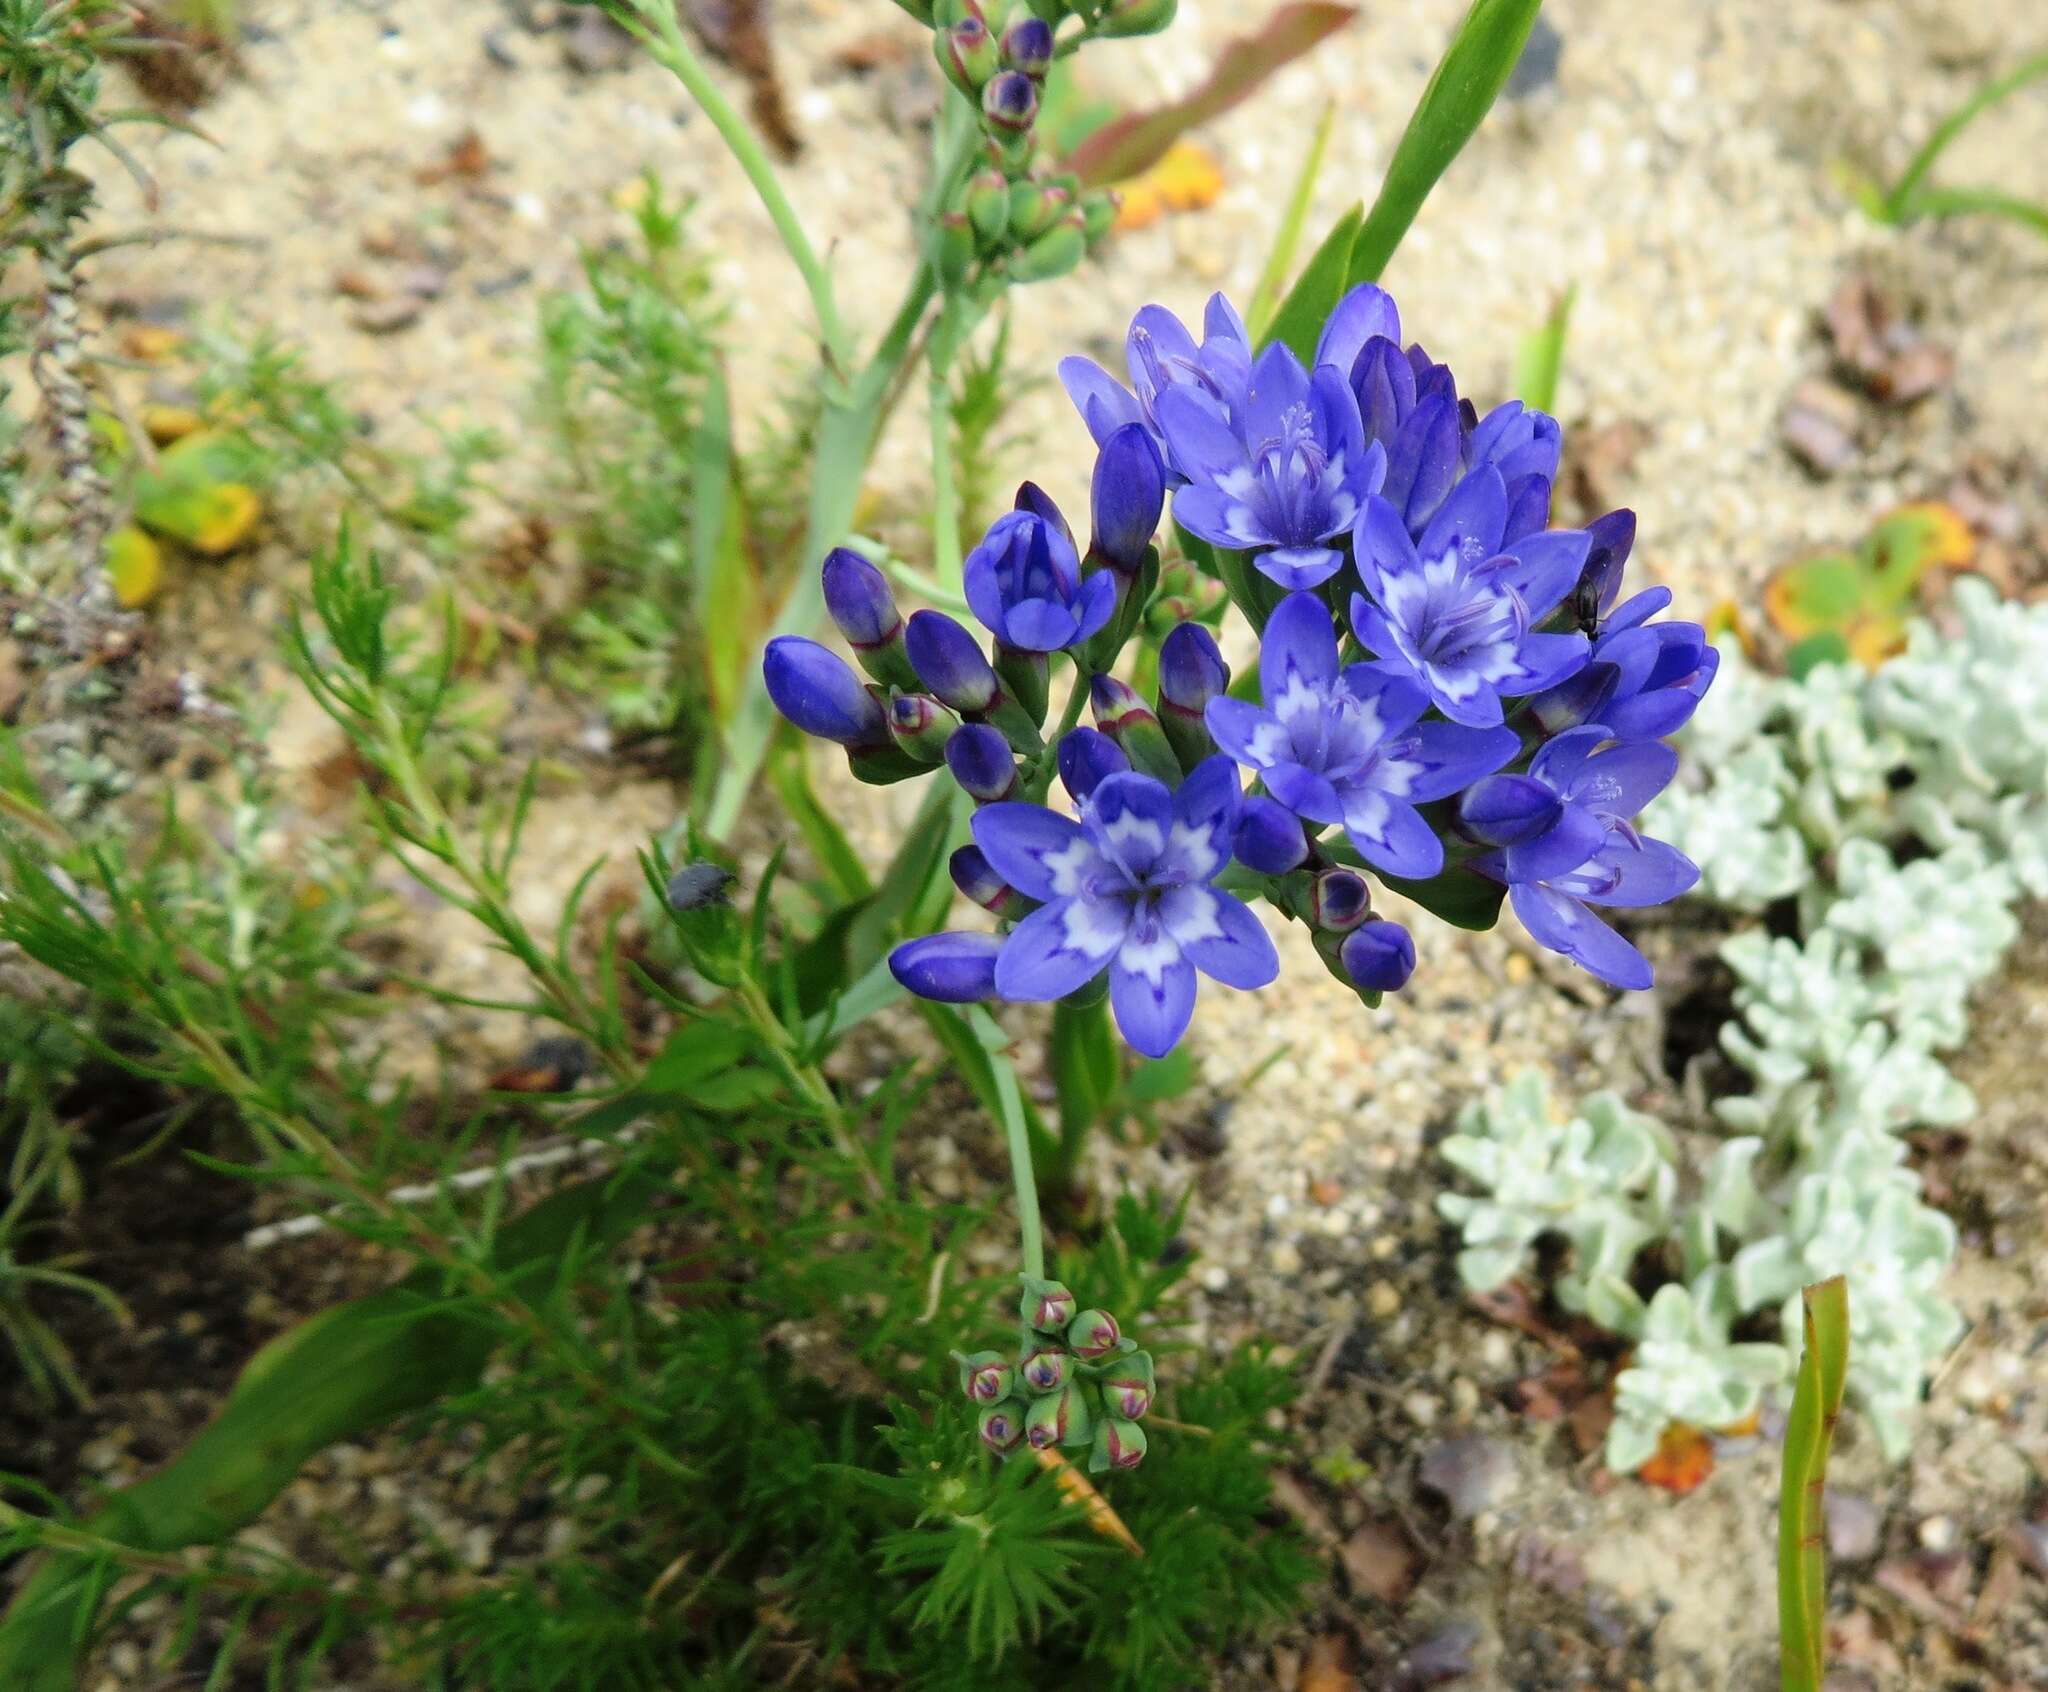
[764,285,1715,1056]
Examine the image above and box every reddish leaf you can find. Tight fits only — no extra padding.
[1637,1422,1714,1493]
[1066,4,1358,187]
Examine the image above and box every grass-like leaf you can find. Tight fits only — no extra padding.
[1245,100,1338,342]
[1513,284,1576,414]
[1777,1275,1849,1692]
[1880,48,2048,223]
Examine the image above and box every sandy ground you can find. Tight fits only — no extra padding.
[22,0,2048,1686]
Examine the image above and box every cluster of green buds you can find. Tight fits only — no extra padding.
[956,1276,1155,1473]
[904,0,1136,294]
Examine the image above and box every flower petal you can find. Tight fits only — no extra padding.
[1071,569,1120,646]
[1565,740,1679,818]
[1168,753,1242,881]
[1157,884,1278,989]
[1243,341,1312,443]
[1343,793,1442,879]
[1387,395,1462,530]
[1262,760,1346,825]
[999,598,1082,652]
[1501,801,1609,882]
[1259,589,1340,703]
[971,803,1099,901]
[1509,883,1652,990]
[1529,725,1612,793]
[1173,483,1273,550]
[1397,720,1522,801]
[1204,695,1287,769]
[1416,465,1508,569]
[1254,545,1344,589]
[1492,630,1591,695]
[1154,387,1247,485]
[995,897,1126,1000]
[1351,494,1422,608]
[1314,283,1402,378]
[1087,771,1177,881]
[1059,356,1142,447]
[1578,838,1699,908]
[1484,527,1591,619]
[1109,947,1198,1057]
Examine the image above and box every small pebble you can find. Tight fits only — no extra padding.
[1367,1282,1402,1318]
[1917,1515,1957,1553]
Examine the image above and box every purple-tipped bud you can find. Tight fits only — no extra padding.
[1341,919,1416,993]
[1309,867,1373,934]
[905,610,999,714]
[763,637,888,749]
[1089,673,1181,784]
[979,1398,1027,1453]
[821,547,901,649]
[981,69,1039,135]
[1232,794,1309,875]
[888,932,1002,1003]
[1575,507,1638,625]
[1056,726,1129,804]
[1024,1381,1092,1450]
[1157,622,1228,769]
[1090,423,1166,574]
[999,15,1054,77]
[1455,773,1565,849]
[1019,1276,1077,1333]
[1089,1415,1148,1473]
[888,692,959,764]
[949,843,1019,916]
[1098,1350,1155,1420]
[945,724,1019,804]
[956,1349,1015,1404]
[1065,1308,1122,1361]
[937,15,1000,97]
[1019,1346,1071,1394]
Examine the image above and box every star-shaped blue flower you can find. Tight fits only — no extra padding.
[971,756,1279,1056]
[1204,591,1518,879]
[963,505,1116,653]
[1057,295,1252,480]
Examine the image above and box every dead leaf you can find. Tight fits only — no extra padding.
[1113,138,1225,231]
[1300,1634,1357,1692]
[1341,1515,1423,1605]
[416,127,494,185]
[1824,274,1954,405]
[1636,1422,1714,1493]
[1066,4,1357,186]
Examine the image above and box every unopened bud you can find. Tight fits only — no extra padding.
[980,68,1039,135]
[1056,726,1129,804]
[1089,674,1181,785]
[1065,1308,1122,1361]
[906,610,998,714]
[979,1398,1027,1453]
[1097,0,1176,37]
[937,15,1000,97]
[1340,918,1416,994]
[1098,1349,1155,1420]
[950,843,1024,917]
[821,546,917,690]
[1024,1381,1094,1450]
[1019,1346,1071,1394]
[1088,1415,1148,1473]
[888,691,960,763]
[999,15,1054,77]
[966,168,1011,248]
[1309,867,1372,933]
[1232,794,1309,875]
[931,210,978,288]
[944,724,1019,804]
[956,1349,1016,1404]
[1079,188,1119,244]
[1008,212,1086,283]
[1156,621,1227,771]
[1006,178,1066,244]
[1019,1275,1077,1333]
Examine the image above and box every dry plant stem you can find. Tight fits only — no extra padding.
[1033,1447,1144,1557]
[24,170,113,592]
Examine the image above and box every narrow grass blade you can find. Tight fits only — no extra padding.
[1347,0,1543,285]
[0,1169,666,1691]
[1884,49,2048,220]
[1245,100,1338,343]
[1258,202,1363,365]
[1777,1275,1850,1692]
[690,364,759,730]
[1895,183,2048,241]
[1513,284,1575,413]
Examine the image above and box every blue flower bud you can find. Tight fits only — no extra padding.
[950,843,1022,916]
[1019,1275,1077,1333]
[1089,1415,1148,1472]
[980,68,1039,135]
[1089,673,1182,784]
[888,692,959,764]
[1056,726,1129,804]
[1019,1345,1071,1394]
[906,610,999,714]
[979,1398,1028,1453]
[821,546,900,650]
[1157,620,1227,770]
[945,724,1019,803]
[1341,919,1416,993]
[888,931,1002,1003]
[1090,423,1166,574]
[937,15,1000,97]
[1455,773,1564,849]
[1098,1350,1154,1420]
[1232,794,1308,875]
[1013,479,1077,556]
[1024,1381,1093,1450]
[763,636,888,749]
[1309,867,1373,933]
[956,1349,1016,1404]
[999,15,1054,77]
[1065,1308,1122,1360]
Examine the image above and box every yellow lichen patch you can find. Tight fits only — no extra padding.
[1112,139,1224,232]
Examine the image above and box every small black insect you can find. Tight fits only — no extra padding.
[1571,575,1604,638]
[666,861,736,912]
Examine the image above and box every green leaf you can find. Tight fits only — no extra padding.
[1259,201,1363,365]
[0,1169,668,1691]
[642,1020,755,1090]
[690,364,760,729]
[1513,284,1575,414]
[1784,632,1852,681]
[1121,1046,1195,1104]
[130,430,266,555]
[1246,101,1338,342]
[1346,0,1543,287]
[1065,5,1359,188]
[1880,48,2048,221]
[1778,1276,1849,1692]
[1376,863,1506,932]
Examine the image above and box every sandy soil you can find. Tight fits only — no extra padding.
[18,0,2048,1687]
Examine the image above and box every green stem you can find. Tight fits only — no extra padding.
[928,300,966,592]
[970,1006,1044,1281]
[623,0,854,376]
[732,976,887,1203]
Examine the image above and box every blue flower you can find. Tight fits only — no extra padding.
[1462,727,1699,990]
[763,636,888,749]
[964,502,1117,653]
[1349,466,1592,728]
[1205,592,1518,879]
[1058,295,1252,478]
[1527,587,1720,740]
[888,931,1003,1002]
[970,757,1279,1056]
[1161,342,1386,590]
